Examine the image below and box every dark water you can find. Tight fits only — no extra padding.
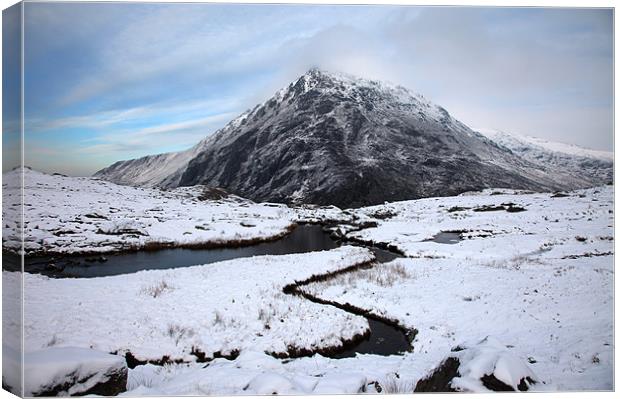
[332,318,411,358]
[23,225,339,278]
[2,252,20,272]
[18,223,411,358]
[22,225,402,278]
[367,246,401,263]
[431,232,462,244]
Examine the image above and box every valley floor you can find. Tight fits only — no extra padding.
[2,170,614,394]
[3,168,295,256]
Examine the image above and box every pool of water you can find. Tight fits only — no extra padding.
[431,232,462,244]
[23,225,403,278]
[331,318,411,358]
[24,225,339,278]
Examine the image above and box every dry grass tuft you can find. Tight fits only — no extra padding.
[319,261,413,288]
[375,375,415,393]
[166,324,194,345]
[141,280,173,298]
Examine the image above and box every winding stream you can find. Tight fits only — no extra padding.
[332,318,411,358]
[19,224,412,359]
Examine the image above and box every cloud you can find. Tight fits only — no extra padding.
[79,112,236,155]
[265,7,613,150]
[27,97,242,134]
[53,4,352,106]
[22,4,613,176]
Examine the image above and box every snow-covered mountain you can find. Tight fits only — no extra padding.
[95,139,209,187]
[95,69,602,208]
[476,129,613,185]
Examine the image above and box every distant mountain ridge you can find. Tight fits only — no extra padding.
[95,69,608,207]
[476,129,613,185]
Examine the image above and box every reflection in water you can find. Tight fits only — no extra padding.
[331,318,411,358]
[431,232,462,244]
[23,225,339,278]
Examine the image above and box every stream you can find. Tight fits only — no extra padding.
[18,224,412,359]
[24,225,340,278]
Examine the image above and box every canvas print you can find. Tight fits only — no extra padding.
[1,1,614,396]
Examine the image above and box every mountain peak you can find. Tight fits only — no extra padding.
[289,67,348,93]
[291,68,433,109]
[303,66,341,78]
[95,70,602,207]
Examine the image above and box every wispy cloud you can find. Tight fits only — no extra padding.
[79,112,236,154]
[20,4,613,176]
[27,97,243,133]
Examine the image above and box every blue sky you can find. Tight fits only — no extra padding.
[4,3,613,175]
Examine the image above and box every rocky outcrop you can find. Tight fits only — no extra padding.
[23,347,127,397]
[96,69,596,208]
[415,337,538,393]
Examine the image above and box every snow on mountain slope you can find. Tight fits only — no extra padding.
[478,128,613,161]
[94,109,255,188]
[94,137,207,187]
[477,129,613,184]
[95,69,598,208]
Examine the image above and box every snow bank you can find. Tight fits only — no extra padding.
[17,246,373,362]
[23,347,127,396]
[124,351,369,396]
[451,337,537,392]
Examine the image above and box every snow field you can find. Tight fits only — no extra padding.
[2,168,296,255]
[2,169,613,394]
[12,246,373,363]
[298,186,614,391]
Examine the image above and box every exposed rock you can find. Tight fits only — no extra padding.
[415,337,538,393]
[95,69,596,208]
[197,187,231,201]
[414,357,460,392]
[24,347,127,396]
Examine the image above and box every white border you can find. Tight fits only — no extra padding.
[0,2,616,399]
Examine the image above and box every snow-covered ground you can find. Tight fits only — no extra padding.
[121,185,613,394]
[3,169,613,394]
[2,168,295,255]
[344,186,613,261]
[9,246,372,363]
[298,185,614,391]
[302,252,612,390]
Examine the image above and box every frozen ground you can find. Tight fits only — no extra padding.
[9,246,372,363]
[2,168,295,255]
[3,170,613,394]
[343,186,613,261]
[121,185,613,394]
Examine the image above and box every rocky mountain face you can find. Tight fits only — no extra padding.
[95,69,604,208]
